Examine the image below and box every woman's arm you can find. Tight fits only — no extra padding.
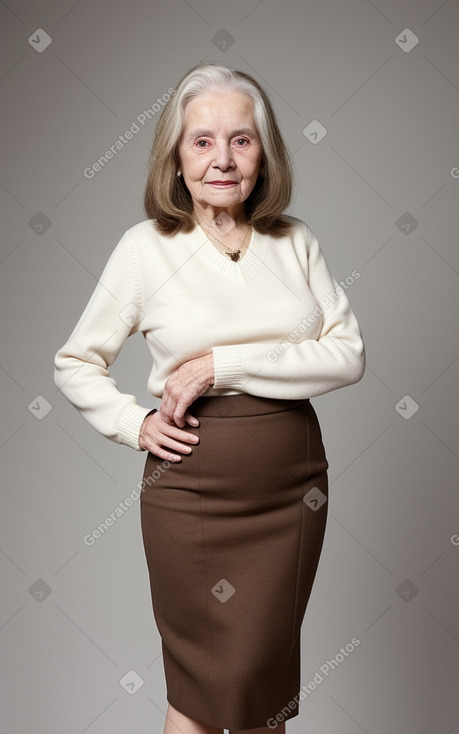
[53,231,154,451]
[211,223,366,399]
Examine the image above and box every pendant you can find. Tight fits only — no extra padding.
[227,249,241,262]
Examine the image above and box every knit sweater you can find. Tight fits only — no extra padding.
[53,214,365,451]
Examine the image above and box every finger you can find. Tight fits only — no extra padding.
[146,431,197,461]
[146,414,198,444]
[145,445,183,463]
[164,425,200,443]
[161,413,185,429]
[172,401,194,428]
[156,435,195,454]
[185,412,200,426]
[159,400,184,427]
[146,423,198,451]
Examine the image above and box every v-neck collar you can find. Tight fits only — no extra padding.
[187,223,267,285]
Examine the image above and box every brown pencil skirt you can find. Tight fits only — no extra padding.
[140,393,329,731]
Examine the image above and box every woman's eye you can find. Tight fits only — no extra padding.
[234,138,248,146]
[196,140,210,148]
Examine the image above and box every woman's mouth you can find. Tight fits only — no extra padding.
[207,181,238,187]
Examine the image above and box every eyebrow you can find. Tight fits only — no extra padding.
[186,127,257,139]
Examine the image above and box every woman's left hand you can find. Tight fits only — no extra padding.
[159,353,215,428]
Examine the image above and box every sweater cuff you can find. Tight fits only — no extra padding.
[116,403,157,451]
[212,346,245,390]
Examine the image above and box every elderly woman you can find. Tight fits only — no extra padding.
[54,62,365,734]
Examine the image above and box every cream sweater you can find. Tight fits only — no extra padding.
[53,215,365,451]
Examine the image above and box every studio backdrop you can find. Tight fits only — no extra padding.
[1,1,458,733]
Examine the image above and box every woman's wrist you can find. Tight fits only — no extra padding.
[188,354,215,387]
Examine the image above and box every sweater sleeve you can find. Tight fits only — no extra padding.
[211,223,366,399]
[53,231,154,451]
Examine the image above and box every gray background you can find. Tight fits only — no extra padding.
[1,0,458,732]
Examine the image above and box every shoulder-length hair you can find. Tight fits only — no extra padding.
[143,62,294,237]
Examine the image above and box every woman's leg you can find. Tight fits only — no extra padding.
[163,703,286,733]
[163,703,222,734]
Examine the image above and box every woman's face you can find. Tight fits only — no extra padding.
[177,89,264,221]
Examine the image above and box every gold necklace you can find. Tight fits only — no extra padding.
[195,216,252,262]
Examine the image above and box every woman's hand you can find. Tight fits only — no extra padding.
[138,410,200,462]
[138,353,215,462]
[161,353,215,426]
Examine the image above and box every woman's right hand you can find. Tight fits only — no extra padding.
[138,410,199,462]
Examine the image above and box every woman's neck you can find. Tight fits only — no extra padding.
[192,202,249,230]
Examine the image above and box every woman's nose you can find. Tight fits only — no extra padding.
[212,140,235,169]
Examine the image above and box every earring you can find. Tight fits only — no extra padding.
[177,171,182,177]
